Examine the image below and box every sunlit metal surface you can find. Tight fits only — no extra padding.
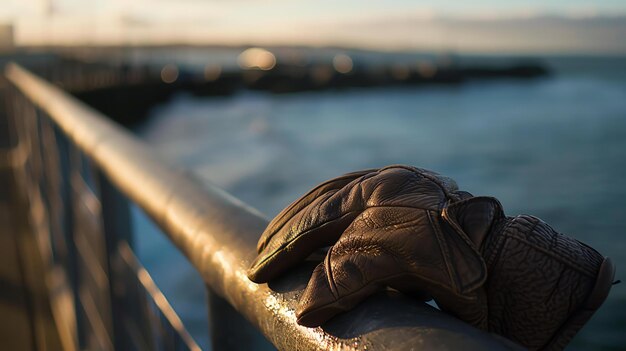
[5,63,523,350]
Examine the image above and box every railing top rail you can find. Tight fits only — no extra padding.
[4,62,520,350]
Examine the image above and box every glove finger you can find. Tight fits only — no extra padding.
[249,166,467,284]
[296,241,403,327]
[249,167,431,283]
[256,168,376,253]
[248,187,363,283]
[296,202,488,327]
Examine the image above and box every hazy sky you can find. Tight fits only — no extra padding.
[1,0,625,53]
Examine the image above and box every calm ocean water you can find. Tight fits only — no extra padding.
[135,54,626,350]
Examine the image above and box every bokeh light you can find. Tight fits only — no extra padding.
[391,64,411,80]
[237,48,276,71]
[332,54,353,74]
[416,61,436,78]
[161,64,179,83]
[204,64,222,81]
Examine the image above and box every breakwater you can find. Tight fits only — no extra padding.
[10,49,549,127]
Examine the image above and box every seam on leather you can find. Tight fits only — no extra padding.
[325,246,339,299]
[380,165,456,205]
[258,204,448,268]
[427,210,458,293]
[501,216,598,277]
[297,269,478,322]
[271,169,373,228]
[441,200,488,254]
[504,235,597,278]
[252,210,361,270]
[484,216,518,269]
[261,170,373,251]
[439,203,489,292]
[260,188,341,253]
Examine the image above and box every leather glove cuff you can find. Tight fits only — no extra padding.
[481,214,614,350]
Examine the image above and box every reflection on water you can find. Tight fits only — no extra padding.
[137,56,626,350]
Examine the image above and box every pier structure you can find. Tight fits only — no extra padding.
[3,49,548,127]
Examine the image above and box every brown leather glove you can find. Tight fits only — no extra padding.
[247,165,615,350]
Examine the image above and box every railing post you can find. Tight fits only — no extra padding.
[0,77,66,350]
[207,289,274,351]
[97,171,136,350]
[0,76,36,351]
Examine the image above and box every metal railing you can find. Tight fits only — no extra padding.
[2,64,200,351]
[2,62,521,350]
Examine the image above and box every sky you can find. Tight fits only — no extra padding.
[1,0,625,54]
